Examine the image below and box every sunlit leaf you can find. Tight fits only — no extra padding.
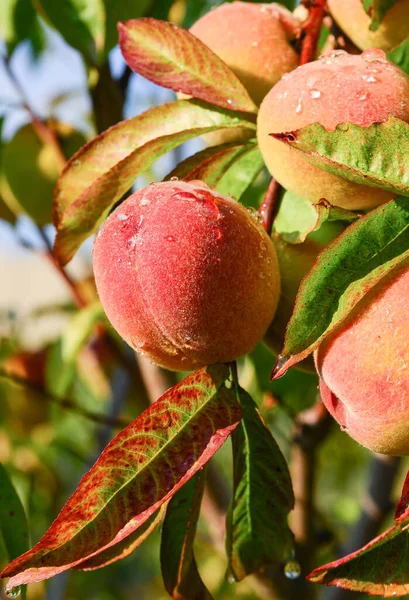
[271,117,409,198]
[161,470,212,599]
[1,365,241,586]
[274,192,359,244]
[227,387,294,581]
[53,99,255,265]
[273,196,409,378]
[118,18,257,113]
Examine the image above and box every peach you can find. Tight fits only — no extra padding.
[257,50,409,210]
[93,181,280,371]
[328,0,409,52]
[189,2,300,106]
[315,261,409,455]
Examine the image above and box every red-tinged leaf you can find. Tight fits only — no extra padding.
[395,470,409,521]
[161,470,212,600]
[118,19,257,114]
[0,365,241,587]
[271,117,409,197]
[308,518,409,595]
[76,506,167,571]
[53,99,256,265]
[273,196,409,378]
[227,387,294,581]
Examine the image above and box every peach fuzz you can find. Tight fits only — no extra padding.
[189,2,300,106]
[93,181,280,371]
[315,261,409,456]
[257,50,409,210]
[328,0,409,52]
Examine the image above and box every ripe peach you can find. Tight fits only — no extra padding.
[257,50,409,210]
[315,261,409,455]
[328,0,409,52]
[189,2,300,106]
[93,181,280,371]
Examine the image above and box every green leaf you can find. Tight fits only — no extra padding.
[362,0,398,31]
[53,99,256,265]
[308,482,409,595]
[36,0,105,64]
[45,301,104,397]
[273,196,409,378]
[118,18,257,113]
[227,386,294,581]
[0,464,29,599]
[0,0,36,56]
[387,39,409,76]
[216,146,263,199]
[274,192,359,244]
[165,141,262,200]
[1,365,241,587]
[165,142,253,184]
[102,0,152,56]
[272,116,409,198]
[161,470,213,599]
[77,506,166,570]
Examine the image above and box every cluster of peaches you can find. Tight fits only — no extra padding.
[94,1,409,456]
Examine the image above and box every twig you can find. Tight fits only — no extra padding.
[258,178,281,236]
[2,55,66,169]
[290,400,332,600]
[300,0,328,65]
[0,369,129,429]
[322,454,401,600]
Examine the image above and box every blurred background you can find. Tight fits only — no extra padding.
[0,1,408,599]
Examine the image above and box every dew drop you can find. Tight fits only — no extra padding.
[357,91,368,101]
[170,176,179,181]
[338,123,349,132]
[166,235,175,242]
[272,354,291,378]
[309,89,321,99]
[226,568,237,584]
[362,75,377,83]
[259,272,266,279]
[284,560,301,580]
[5,586,21,599]
[227,98,233,105]
[139,198,150,207]
[117,213,129,221]
[295,98,303,114]
[340,425,348,432]
[362,48,386,62]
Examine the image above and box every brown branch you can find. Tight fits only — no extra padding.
[300,0,328,66]
[258,178,281,236]
[2,55,66,169]
[289,400,332,600]
[0,369,129,429]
